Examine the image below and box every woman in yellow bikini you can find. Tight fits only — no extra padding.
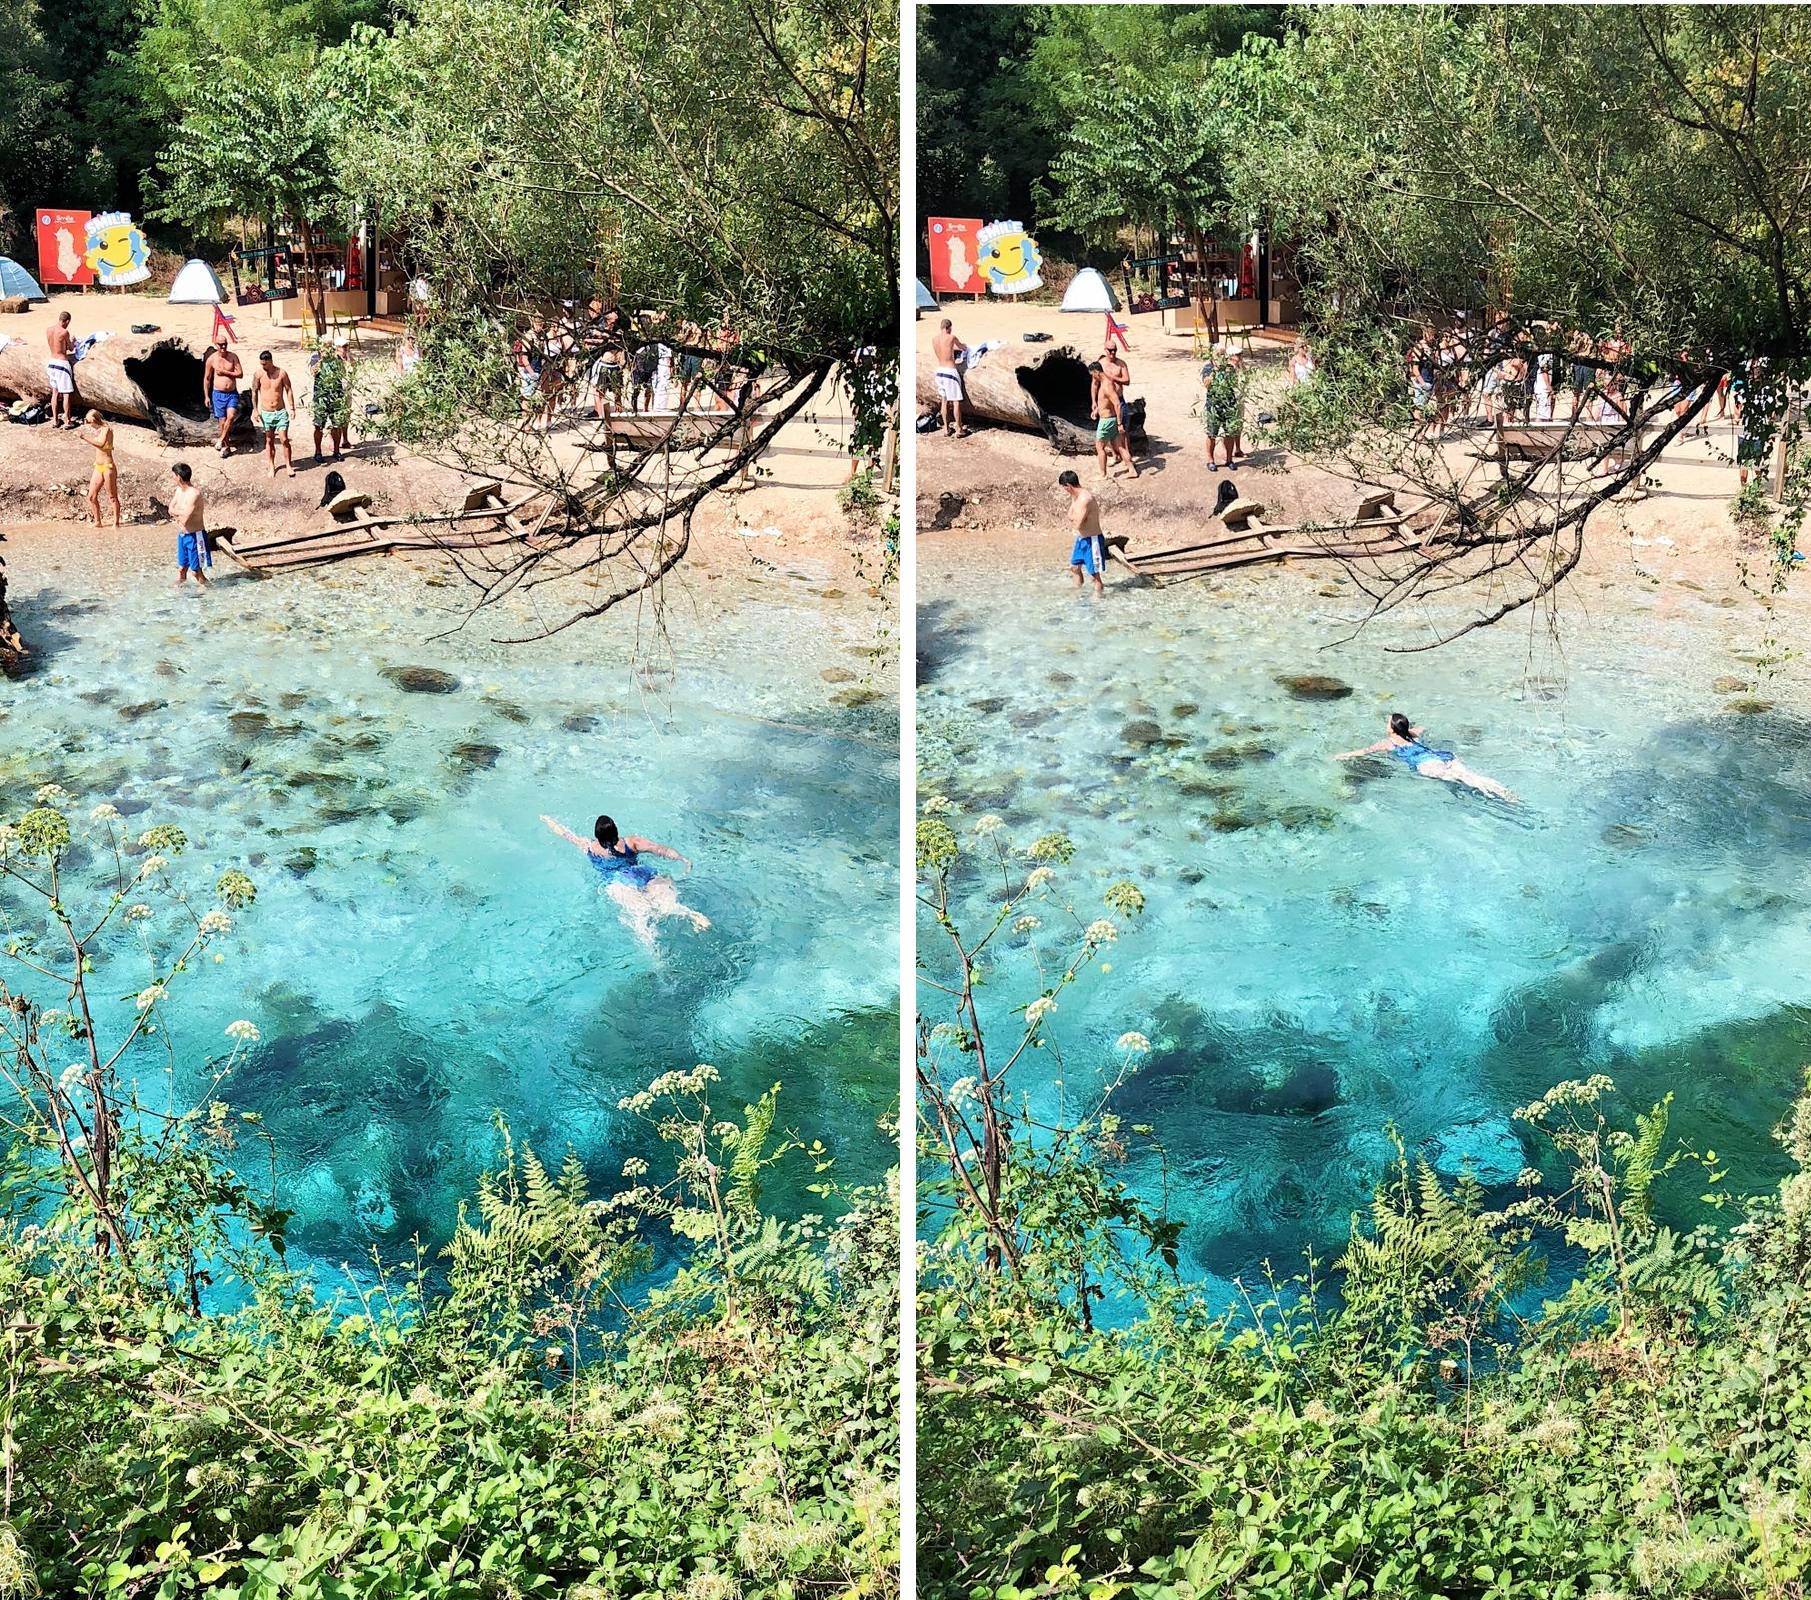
[79,410,121,528]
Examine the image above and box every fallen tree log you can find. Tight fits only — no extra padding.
[0,333,248,446]
[915,343,1148,455]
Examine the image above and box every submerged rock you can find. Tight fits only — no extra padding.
[1202,740,1276,769]
[1424,1116,1525,1187]
[284,848,319,877]
[1276,673,1354,701]
[1121,719,1165,747]
[118,700,167,722]
[383,665,461,695]
[561,712,598,733]
[1726,697,1774,715]
[1712,675,1747,693]
[449,741,503,771]
[821,667,857,684]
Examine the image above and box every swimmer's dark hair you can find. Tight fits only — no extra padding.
[258,349,273,362]
[1058,470,1080,488]
[594,815,619,848]
[1389,712,1413,738]
[170,462,192,484]
[1087,360,1103,373]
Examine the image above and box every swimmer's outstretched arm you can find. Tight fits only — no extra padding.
[625,835,692,871]
[1332,741,1389,761]
[539,815,597,853]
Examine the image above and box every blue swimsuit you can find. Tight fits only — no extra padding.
[1392,738,1454,774]
[590,844,655,888]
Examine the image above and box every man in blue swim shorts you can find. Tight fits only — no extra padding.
[166,462,211,589]
[1059,469,1108,597]
[202,344,243,458]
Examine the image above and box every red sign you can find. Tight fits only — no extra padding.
[926,217,985,297]
[36,210,93,287]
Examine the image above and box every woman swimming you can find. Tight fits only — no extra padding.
[541,813,710,947]
[1334,713,1520,802]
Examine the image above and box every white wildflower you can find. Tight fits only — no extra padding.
[1116,1031,1151,1055]
[224,1020,260,1043]
[88,803,121,823]
[1025,996,1056,1026]
[1085,919,1118,945]
[1013,915,1041,933]
[947,1076,978,1106]
[138,854,169,877]
[199,910,232,935]
[124,904,153,922]
[1025,866,1055,891]
[134,984,166,1012]
[972,813,1003,836]
[620,1156,649,1178]
[921,794,953,815]
[33,783,71,806]
[58,1062,85,1092]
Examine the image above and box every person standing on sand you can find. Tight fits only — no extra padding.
[80,410,121,527]
[166,463,211,588]
[1059,468,1107,596]
[202,343,244,456]
[931,318,969,437]
[1088,360,1138,480]
[1199,343,1246,467]
[309,336,353,462]
[45,311,77,429]
[251,351,297,477]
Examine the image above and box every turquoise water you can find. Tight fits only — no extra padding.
[920,561,1811,1296]
[2,541,897,1277]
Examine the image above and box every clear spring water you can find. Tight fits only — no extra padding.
[920,556,1811,1299]
[1,538,898,1280]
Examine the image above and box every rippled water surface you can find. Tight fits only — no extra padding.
[3,540,897,1276]
[920,558,1811,1295]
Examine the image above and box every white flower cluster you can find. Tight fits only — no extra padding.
[1084,919,1118,945]
[947,1075,978,1106]
[617,1062,720,1112]
[135,984,166,1012]
[33,783,71,806]
[1013,915,1040,933]
[972,814,1003,836]
[88,803,121,823]
[124,904,154,922]
[199,910,233,935]
[620,1156,649,1178]
[921,794,954,815]
[1025,996,1056,1025]
[224,1020,261,1043]
[1115,1031,1151,1054]
[138,854,169,877]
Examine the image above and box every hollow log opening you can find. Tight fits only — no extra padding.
[1016,353,1093,430]
[123,345,209,425]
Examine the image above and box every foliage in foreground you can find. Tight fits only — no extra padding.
[0,792,899,1599]
[917,802,1811,1600]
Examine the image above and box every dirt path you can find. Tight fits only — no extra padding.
[914,299,1804,634]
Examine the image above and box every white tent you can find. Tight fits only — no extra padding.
[1060,268,1120,313]
[914,278,938,311]
[168,258,228,305]
[0,257,46,301]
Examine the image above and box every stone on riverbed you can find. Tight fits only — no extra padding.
[1276,673,1354,701]
[1423,1115,1525,1186]
[449,741,503,771]
[1121,719,1165,747]
[383,665,461,694]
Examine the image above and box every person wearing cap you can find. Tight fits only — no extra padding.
[310,335,353,462]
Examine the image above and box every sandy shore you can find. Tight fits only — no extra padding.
[0,290,890,638]
[914,299,1806,640]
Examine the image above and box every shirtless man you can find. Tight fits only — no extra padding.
[45,311,76,428]
[166,463,211,588]
[1088,360,1138,480]
[931,318,969,437]
[1059,468,1107,596]
[202,343,244,456]
[250,351,297,477]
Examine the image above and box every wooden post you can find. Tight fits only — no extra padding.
[1772,392,1798,499]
